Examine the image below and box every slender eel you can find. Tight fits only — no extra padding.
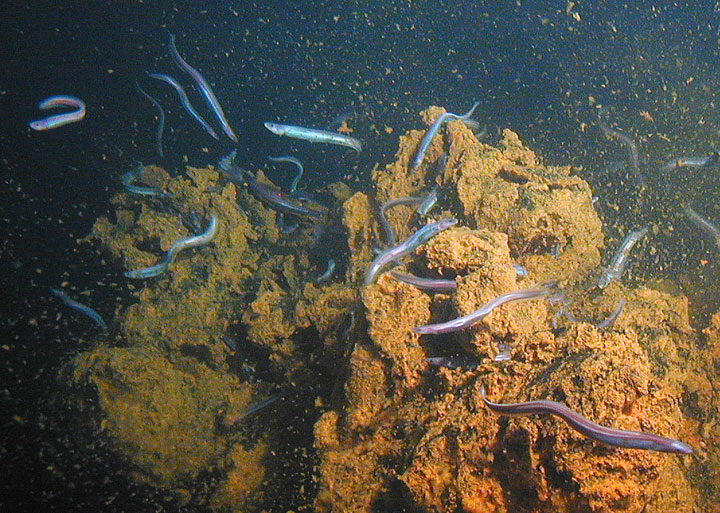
[410,101,480,170]
[416,185,439,216]
[683,205,720,250]
[390,271,457,291]
[414,281,557,335]
[494,342,512,362]
[481,387,693,454]
[29,95,86,131]
[50,288,107,330]
[598,108,645,189]
[221,335,237,352]
[513,263,529,278]
[169,33,237,142]
[268,156,304,192]
[661,152,719,173]
[264,122,362,152]
[227,396,279,424]
[218,151,324,220]
[380,196,424,245]
[364,218,457,285]
[598,226,648,288]
[426,356,481,369]
[596,299,626,330]
[280,217,299,234]
[121,163,166,197]
[135,81,165,157]
[148,72,219,140]
[125,214,218,279]
[314,259,336,284]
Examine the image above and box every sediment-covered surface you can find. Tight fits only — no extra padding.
[66,107,718,512]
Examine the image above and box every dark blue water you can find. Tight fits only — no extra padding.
[2,1,719,511]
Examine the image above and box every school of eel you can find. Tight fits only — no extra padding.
[64,106,720,512]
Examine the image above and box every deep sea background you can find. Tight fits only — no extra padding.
[1,1,719,511]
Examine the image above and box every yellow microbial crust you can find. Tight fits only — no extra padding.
[70,107,719,512]
[316,106,715,513]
